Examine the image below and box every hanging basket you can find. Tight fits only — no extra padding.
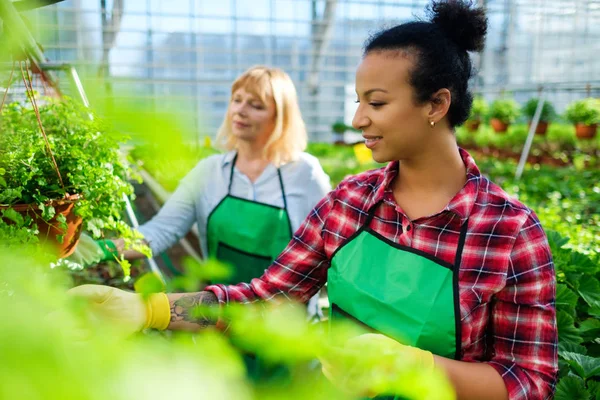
[0,194,83,257]
[0,60,77,254]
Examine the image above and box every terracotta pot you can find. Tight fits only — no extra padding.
[575,123,597,139]
[1,194,83,257]
[464,120,481,132]
[528,121,549,135]
[490,118,509,133]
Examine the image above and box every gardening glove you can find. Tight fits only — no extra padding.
[319,333,435,397]
[67,284,170,336]
[67,234,118,267]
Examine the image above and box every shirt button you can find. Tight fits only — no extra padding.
[406,225,411,232]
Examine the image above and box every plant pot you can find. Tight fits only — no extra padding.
[574,123,597,139]
[0,194,83,257]
[528,121,549,135]
[465,120,481,132]
[490,118,510,133]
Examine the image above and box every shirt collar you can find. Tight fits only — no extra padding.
[221,151,237,167]
[366,147,481,221]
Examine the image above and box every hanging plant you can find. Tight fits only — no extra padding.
[0,61,141,260]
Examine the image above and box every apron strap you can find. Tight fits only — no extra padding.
[361,199,381,230]
[276,168,288,211]
[227,153,238,195]
[228,152,289,213]
[453,219,468,268]
[452,218,468,360]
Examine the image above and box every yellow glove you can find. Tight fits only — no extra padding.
[67,284,170,335]
[319,333,435,397]
[346,333,434,369]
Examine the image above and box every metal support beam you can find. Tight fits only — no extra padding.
[515,88,545,180]
[308,0,337,95]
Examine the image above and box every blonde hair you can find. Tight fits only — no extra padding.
[216,66,308,166]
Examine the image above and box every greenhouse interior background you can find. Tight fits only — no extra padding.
[27,0,600,140]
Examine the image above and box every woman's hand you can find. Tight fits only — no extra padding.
[319,333,435,397]
[67,284,170,335]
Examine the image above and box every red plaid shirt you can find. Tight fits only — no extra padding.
[206,148,558,400]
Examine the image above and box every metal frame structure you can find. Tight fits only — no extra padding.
[24,0,600,142]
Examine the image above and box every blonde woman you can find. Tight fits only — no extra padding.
[73,66,331,298]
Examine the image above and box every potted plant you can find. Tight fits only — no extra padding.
[523,98,555,135]
[0,96,140,258]
[465,96,488,132]
[489,98,520,133]
[564,98,600,139]
[332,121,349,144]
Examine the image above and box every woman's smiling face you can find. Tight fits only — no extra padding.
[352,51,435,163]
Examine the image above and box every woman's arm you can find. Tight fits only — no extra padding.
[98,237,148,261]
[409,213,557,400]
[163,192,337,331]
[107,159,213,261]
[433,357,508,400]
[442,213,557,400]
[166,291,219,331]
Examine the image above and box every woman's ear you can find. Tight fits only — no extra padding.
[428,89,452,124]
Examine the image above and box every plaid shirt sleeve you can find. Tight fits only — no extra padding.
[487,212,558,400]
[205,191,334,305]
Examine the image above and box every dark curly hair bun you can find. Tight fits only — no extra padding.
[429,0,488,53]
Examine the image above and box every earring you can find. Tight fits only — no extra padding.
[430,120,435,128]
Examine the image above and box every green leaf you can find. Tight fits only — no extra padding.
[1,208,24,225]
[579,319,600,342]
[134,272,166,298]
[566,273,584,290]
[119,258,131,280]
[554,376,590,400]
[558,311,584,346]
[569,251,599,274]
[589,306,600,319]
[587,380,600,400]
[578,278,600,309]
[0,176,6,187]
[559,342,588,356]
[556,284,579,314]
[561,351,600,380]
[547,230,570,252]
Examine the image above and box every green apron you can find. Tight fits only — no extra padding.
[327,201,467,399]
[206,153,293,285]
[206,153,293,383]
